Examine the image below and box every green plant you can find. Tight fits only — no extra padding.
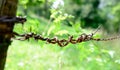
[5,0,120,70]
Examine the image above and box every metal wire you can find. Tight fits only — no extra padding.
[0,16,120,47]
[0,16,26,23]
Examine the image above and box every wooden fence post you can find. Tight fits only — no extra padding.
[0,0,18,70]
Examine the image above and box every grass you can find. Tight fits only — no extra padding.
[5,38,120,70]
[4,16,120,70]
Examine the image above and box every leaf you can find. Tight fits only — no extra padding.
[73,22,82,33]
[55,30,69,36]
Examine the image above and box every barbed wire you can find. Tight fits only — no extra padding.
[11,32,120,47]
[0,16,120,47]
[11,32,94,47]
[0,16,26,24]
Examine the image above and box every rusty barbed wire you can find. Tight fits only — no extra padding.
[11,32,94,47]
[11,32,120,47]
[0,16,120,47]
[0,16,26,24]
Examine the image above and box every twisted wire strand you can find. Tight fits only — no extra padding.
[92,35,120,41]
[0,16,26,23]
[11,32,120,47]
[0,16,120,47]
[11,32,93,47]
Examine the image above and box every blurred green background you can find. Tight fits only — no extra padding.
[5,0,120,70]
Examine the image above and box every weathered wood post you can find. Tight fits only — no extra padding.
[0,0,18,70]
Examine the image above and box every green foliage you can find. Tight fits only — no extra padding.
[5,0,120,70]
[47,8,74,36]
[18,0,120,32]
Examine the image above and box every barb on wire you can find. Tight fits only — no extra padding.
[92,25,101,35]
